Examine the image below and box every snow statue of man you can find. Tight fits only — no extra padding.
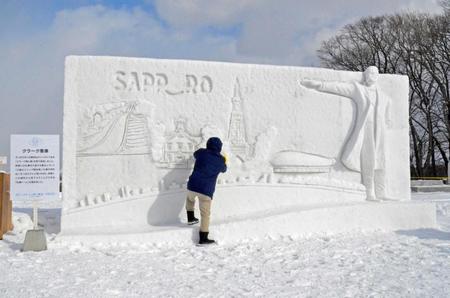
[300,66,391,201]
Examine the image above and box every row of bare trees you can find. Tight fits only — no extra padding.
[318,1,450,177]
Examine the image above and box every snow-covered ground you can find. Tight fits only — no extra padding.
[1,193,449,297]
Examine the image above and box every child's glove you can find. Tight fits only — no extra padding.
[222,153,228,165]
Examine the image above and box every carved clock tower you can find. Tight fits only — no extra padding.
[228,78,249,160]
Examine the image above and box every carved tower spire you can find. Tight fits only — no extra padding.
[228,78,248,159]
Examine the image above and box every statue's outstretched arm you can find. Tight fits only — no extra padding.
[300,79,355,99]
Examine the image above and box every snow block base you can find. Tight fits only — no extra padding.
[57,201,436,246]
[22,229,47,252]
[61,185,366,234]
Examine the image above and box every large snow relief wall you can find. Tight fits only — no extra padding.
[62,56,410,233]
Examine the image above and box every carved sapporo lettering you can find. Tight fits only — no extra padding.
[113,71,213,95]
[185,74,198,94]
[142,72,155,91]
[128,72,140,91]
[155,73,168,92]
[200,76,213,93]
[114,71,127,90]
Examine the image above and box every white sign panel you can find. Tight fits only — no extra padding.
[0,156,6,165]
[11,135,60,201]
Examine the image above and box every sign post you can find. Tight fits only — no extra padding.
[10,135,60,251]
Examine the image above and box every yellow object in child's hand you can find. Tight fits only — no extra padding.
[222,153,228,164]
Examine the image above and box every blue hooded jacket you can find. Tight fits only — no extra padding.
[187,137,227,198]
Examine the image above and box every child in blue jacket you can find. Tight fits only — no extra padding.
[186,137,227,245]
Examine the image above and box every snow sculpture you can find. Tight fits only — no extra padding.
[228,79,251,161]
[243,126,278,172]
[62,56,412,234]
[155,118,201,169]
[301,66,390,201]
[270,151,335,173]
[77,100,154,156]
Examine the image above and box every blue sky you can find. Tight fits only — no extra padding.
[0,0,444,160]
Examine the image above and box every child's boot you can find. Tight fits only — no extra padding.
[199,231,215,245]
[187,211,199,225]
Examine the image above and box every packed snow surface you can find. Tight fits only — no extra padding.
[1,193,449,297]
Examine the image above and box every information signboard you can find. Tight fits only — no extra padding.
[10,135,60,201]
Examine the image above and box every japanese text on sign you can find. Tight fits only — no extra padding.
[10,135,60,201]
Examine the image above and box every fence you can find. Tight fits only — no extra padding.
[0,173,13,239]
